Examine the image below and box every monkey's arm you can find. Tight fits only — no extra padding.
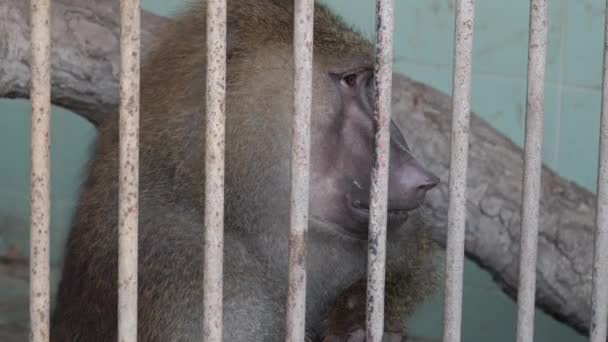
[319,213,439,342]
[51,197,292,342]
[318,273,417,342]
[136,207,293,342]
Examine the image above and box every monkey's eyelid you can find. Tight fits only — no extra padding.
[337,73,355,88]
[328,72,342,81]
[328,72,357,89]
[337,65,372,74]
[329,66,373,78]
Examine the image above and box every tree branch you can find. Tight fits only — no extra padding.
[0,0,596,336]
[392,76,595,335]
[0,0,165,125]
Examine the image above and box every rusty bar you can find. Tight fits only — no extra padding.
[442,1,475,342]
[285,0,314,341]
[117,0,141,341]
[203,0,227,341]
[515,2,548,342]
[365,0,394,340]
[590,1,608,341]
[29,0,51,341]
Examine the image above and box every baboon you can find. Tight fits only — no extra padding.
[50,0,440,341]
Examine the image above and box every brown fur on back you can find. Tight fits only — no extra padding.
[50,1,438,341]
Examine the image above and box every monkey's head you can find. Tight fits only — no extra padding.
[309,64,439,239]
[220,2,439,238]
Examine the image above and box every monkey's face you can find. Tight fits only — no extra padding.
[309,66,439,239]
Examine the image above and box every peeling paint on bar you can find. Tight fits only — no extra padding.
[29,0,51,341]
[285,0,314,341]
[442,1,475,342]
[203,0,227,341]
[590,1,608,341]
[515,2,548,342]
[365,0,394,340]
[118,0,141,341]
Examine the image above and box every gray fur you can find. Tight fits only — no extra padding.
[50,1,440,341]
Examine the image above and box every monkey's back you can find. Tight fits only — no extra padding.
[49,1,289,340]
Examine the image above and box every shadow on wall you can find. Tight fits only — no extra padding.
[0,215,28,263]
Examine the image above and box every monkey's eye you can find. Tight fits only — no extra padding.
[341,73,358,88]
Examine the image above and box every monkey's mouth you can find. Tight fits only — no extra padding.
[349,200,410,222]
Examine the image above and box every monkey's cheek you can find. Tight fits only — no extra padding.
[386,213,409,229]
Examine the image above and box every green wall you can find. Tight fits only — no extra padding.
[0,1,601,341]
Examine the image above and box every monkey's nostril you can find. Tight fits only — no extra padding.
[421,175,440,191]
[413,175,439,201]
[417,183,436,193]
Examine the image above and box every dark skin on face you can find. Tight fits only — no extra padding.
[308,66,440,341]
[310,66,439,240]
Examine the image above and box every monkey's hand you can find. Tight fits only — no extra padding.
[321,329,403,342]
[319,277,406,342]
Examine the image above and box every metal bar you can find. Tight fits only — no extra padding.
[203,0,227,341]
[29,0,51,341]
[365,0,394,340]
[442,1,475,342]
[515,2,548,342]
[590,1,608,341]
[285,0,314,341]
[117,0,141,341]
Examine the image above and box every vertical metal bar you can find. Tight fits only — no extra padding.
[203,0,227,341]
[118,0,140,341]
[29,1,51,341]
[285,0,314,341]
[365,1,394,341]
[515,2,548,342]
[590,1,608,341]
[442,1,475,342]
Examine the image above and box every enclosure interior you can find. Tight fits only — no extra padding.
[0,0,602,341]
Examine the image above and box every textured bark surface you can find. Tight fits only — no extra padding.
[0,0,598,336]
[0,0,165,125]
[392,77,595,335]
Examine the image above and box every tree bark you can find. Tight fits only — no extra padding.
[0,0,598,336]
[0,0,165,125]
[392,76,595,335]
